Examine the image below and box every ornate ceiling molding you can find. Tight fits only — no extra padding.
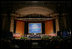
[15,6,54,17]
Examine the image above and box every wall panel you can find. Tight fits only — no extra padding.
[45,20,53,34]
[16,20,25,36]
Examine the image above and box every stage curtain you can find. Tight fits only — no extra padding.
[45,20,53,34]
[16,20,25,36]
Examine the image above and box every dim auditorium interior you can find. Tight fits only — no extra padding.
[0,1,71,48]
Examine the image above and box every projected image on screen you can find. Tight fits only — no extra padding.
[29,23,42,33]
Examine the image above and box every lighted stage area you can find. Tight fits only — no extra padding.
[12,20,71,40]
[13,20,57,39]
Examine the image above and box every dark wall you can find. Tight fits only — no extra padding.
[66,14,71,31]
[53,19,56,33]
[2,15,10,32]
[1,13,11,38]
[42,22,45,34]
[24,21,28,34]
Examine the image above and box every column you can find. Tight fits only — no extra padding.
[10,15,15,33]
[55,16,59,34]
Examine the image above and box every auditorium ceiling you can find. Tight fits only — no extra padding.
[0,1,71,17]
